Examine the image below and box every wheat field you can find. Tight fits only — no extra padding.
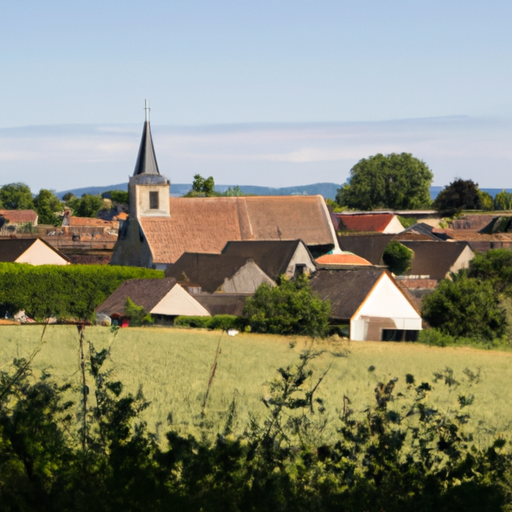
[1,325,512,445]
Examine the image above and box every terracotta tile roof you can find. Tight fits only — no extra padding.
[336,213,395,232]
[435,229,512,242]
[140,196,335,264]
[68,217,118,228]
[315,253,371,266]
[96,278,177,316]
[0,209,38,224]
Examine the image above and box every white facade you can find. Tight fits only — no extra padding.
[382,216,406,234]
[15,239,69,266]
[350,273,421,341]
[151,284,210,317]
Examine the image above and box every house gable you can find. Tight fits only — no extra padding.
[151,284,210,317]
[218,260,274,293]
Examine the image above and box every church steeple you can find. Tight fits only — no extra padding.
[128,100,170,219]
[133,100,161,176]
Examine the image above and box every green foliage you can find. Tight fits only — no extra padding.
[336,153,433,210]
[124,296,153,326]
[382,240,414,275]
[223,186,245,197]
[434,178,482,211]
[0,341,510,512]
[0,182,34,210]
[184,174,217,197]
[397,215,417,228]
[479,190,495,210]
[468,248,512,295]
[494,189,512,211]
[174,314,240,330]
[0,263,163,320]
[243,274,331,337]
[422,272,507,341]
[62,192,75,203]
[101,189,129,204]
[68,193,104,217]
[33,189,63,226]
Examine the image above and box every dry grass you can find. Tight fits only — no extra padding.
[1,325,512,445]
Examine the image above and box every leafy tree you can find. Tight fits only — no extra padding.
[102,189,129,204]
[34,189,63,226]
[0,182,34,210]
[433,178,482,211]
[382,241,414,275]
[184,174,216,197]
[467,248,512,295]
[68,193,104,217]
[124,296,153,326]
[479,189,494,210]
[242,274,331,337]
[62,192,75,203]
[336,153,433,210]
[494,189,512,211]
[422,272,506,341]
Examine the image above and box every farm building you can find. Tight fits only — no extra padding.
[0,209,38,228]
[335,213,404,234]
[96,277,210,325]
[309,267,422,341]
[0,238,70,265]
[166,239,316,294]
[110,106,340,270]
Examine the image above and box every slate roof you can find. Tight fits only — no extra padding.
[133,120,160,176]
[400,240,471,280]
[336,213,396,232]
[0,210,38,224]
[309,267,386,321]
[140,196,336,264]
[194,293,251,316]
[337,234,395,264]
[96,278,177,316]
[167,240,310,293]
[0,238,70,263]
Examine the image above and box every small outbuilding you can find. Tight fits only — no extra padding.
[0,238,70,265]
[309,267,422,341]
[96,277,210,325]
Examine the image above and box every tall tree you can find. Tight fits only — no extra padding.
[433,178,482,211]
[34,189,63,226]
[0,183,34,210]
[69,194,104,217]
[336,153,433,210]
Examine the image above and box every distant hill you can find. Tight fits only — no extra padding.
[57,183,512,202]
[57,182,344,200]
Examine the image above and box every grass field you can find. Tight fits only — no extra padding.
[1,325,512,446]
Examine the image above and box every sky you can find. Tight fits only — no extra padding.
[0,0,511,192]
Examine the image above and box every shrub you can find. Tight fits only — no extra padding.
[382,241,414,275]
[242,274,331,338]
[208,314,241,331]
[174,316,212,328]
[124,297,153,326]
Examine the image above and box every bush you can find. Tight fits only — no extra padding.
[382,241,414,275]
[174,316,212,328]
[243,274,331,338]
[208,314,241,331]
[0,263,163,320]
[124,296,153,326]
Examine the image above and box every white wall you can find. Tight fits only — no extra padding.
[151,284,210,316]
[284,242,317,277]
[350,273,422,341]
[382,216,405,234]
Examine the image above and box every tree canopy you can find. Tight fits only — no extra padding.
[336,153,433,210]
[242,274,331,338]
[382,241,414,275]
[0,182,34,210]
[34,189,63,226]
[433,179,482,211]
[68,193,105,217]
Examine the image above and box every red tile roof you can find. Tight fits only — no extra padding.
[139,195,336,264]
[68,217,118,228]
[315,253,371,266]
[336,213,395,232]
[0,209,38,224]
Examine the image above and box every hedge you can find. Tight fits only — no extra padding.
[0,263,163,320]
[174,315,241,331]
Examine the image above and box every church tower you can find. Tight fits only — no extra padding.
[128,100,170,218]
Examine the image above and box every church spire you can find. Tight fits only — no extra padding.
[133,99,160,176]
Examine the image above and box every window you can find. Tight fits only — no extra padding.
[149,191,159,209]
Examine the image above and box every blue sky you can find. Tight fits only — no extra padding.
[1,0,511,191]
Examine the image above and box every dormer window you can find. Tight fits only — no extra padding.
[149,191,159,209]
